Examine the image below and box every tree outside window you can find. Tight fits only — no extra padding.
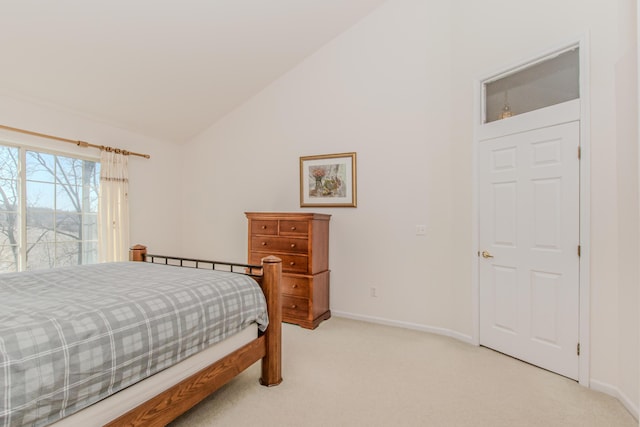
[0,145,100,272]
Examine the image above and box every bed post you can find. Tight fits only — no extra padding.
[129,244,147,262]
[260,255,283,386]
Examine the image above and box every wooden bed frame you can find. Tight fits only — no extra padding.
[103,245,283,427]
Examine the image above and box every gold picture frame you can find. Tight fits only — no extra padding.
[300,152,357,207]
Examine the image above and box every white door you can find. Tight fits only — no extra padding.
[478,121,580,380]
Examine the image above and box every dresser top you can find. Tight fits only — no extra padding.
[245,212,331,220]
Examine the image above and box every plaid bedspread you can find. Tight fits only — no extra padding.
[0,262,268,427]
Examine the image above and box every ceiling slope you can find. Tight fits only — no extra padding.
[0,0,386,143]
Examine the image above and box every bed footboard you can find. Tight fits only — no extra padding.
[118,245,282,426]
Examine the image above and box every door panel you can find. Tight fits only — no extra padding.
[493,265,518,333]
[479,121,580,380]
[493,182,517,246]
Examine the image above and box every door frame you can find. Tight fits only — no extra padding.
[471,36,591,386]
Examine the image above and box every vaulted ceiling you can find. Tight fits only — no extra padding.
[0,0,387,143]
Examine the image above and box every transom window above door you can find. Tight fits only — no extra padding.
[484,48,579,123]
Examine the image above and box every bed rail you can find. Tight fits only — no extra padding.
[147,253,264,276]
[129,244,264,276]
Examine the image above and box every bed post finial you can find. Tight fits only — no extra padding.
[129,244,147,262]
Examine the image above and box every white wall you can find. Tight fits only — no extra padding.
[615,2,639,414]
[0,94,184,255]
[182,0,638,415]
[181,0,457,330]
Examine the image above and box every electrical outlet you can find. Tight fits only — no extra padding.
[416,225,427,236]
[370,287,377,297]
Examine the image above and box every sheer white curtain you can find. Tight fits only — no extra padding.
[98,150,130,262]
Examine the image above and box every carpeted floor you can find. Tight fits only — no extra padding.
[170,317,637,427]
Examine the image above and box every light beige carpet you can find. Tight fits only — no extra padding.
[170,317,637,427]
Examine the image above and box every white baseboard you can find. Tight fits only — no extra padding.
[332,310,475,345]
[590,379,639,421]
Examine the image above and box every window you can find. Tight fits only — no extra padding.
[0,144,100,272]
[484,48,579,123]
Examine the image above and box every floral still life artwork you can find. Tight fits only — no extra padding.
[310,164,346,197]
[300,152,356,207]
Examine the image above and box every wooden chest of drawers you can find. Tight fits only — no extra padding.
[246,212,331,329]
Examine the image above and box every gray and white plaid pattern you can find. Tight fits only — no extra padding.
[0,262,268,427]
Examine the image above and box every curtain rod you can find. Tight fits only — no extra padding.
[0,124,151,159]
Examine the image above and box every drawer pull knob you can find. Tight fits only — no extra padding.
[290,243,296,248]
[291,284,298,288]
[291,304,297,309]
[291,226,296,231]
[261,225,267,230]
[261,242,267,246]
[289,261,295,266]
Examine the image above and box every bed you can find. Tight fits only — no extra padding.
[0,245,282,427]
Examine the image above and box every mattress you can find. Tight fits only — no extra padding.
[0,262,268,427]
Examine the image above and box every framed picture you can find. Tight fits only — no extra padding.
[300,152,357,207]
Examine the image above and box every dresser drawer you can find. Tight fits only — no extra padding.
[249,253,308,274]
[279,254,309,274]
[281,275,310,298]
[282,295,309,319]
[251,236,308,254]
[279,220,308,236]
[251,220,278,235]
